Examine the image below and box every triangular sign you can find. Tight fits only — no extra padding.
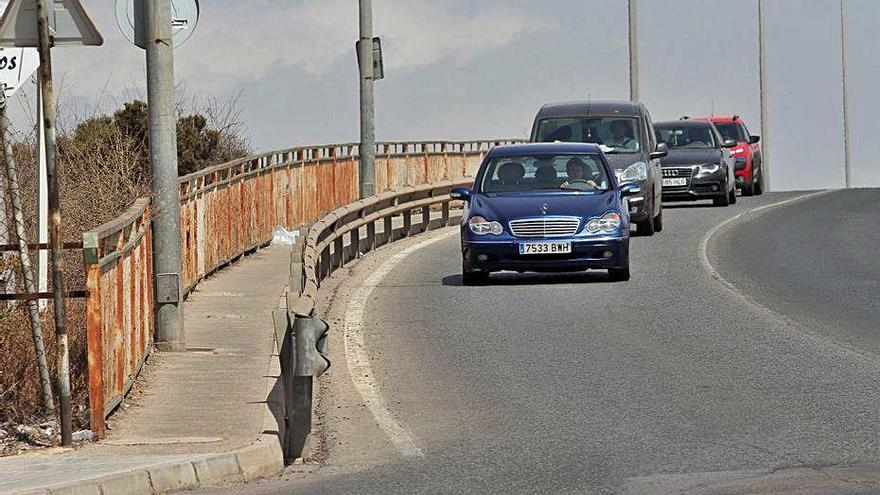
[0,0,103,47]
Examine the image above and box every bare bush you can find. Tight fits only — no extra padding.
[0,94,250,427]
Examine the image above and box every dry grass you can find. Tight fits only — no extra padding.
[0,96,248,427]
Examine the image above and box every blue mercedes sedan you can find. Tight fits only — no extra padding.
[450,143,641,285]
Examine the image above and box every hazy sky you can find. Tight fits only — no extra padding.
[6,0,880,190]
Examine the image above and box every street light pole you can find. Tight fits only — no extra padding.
[358,0,376,198]
[839,0,851,188]
[628,0,639,101]
[145,0,185,350]
[758,0,771,191]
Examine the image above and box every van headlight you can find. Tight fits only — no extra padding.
[616,162,647,183]
[468,215,503,235]
[586,212,622,233]
[696,164,722,178]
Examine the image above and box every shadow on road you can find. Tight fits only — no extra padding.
[662,202,721,209]
[442,271,613,287]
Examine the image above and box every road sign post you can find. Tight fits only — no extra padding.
[0,0,103,446]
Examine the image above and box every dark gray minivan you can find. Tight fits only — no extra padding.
[530,101,667,236]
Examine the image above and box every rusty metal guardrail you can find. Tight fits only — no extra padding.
[177,140,519,297]
[82,198,153,438]
[82,138,520,439]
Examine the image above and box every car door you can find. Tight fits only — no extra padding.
[643,108,663,205]
[741,121,761,171]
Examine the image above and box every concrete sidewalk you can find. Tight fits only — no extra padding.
[0,246,292,495]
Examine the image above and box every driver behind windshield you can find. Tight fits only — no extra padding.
[607,120,637,150]
[686,127,710,147]
[560,158,598,189]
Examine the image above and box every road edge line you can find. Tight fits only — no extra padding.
[698,189,834,316]
[342,229,458,459]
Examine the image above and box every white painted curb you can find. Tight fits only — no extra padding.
[12,434,284,495]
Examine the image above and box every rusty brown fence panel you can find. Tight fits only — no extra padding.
[176,139,522,296]
[83,138,521,436]
[82,198,153,438]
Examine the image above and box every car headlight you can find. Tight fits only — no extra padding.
[468,215,503,235]
[616,162,647,183]
[586,212,622,234]
[695,163,721,178]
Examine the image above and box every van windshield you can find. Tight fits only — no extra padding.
[535,117,641,154]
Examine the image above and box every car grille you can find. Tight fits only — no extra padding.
[508,217,580,237]
[662,167,695,178]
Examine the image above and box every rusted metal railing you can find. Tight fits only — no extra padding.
[176,140,519,295]
[82,198,153,438]
[83,138,520,437]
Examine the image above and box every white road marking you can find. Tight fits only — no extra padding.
[699,190,833,290]
[343,229,457,459]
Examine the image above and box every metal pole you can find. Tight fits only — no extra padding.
[35,0,72,446]
[628,0,639,101]
[36,74,48,310]
[758,0,771,191]
[358,0,376,198]
[0,86,55,418]
[145,0,185,350]
[840,0,851,188]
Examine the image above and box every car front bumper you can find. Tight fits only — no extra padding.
[462,236,629,273]
[662,174,726,200]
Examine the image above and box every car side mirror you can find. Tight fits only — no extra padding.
[649,142,668,160]
[723,139,738,148]
[619,182,642,198]
[749,135,760,144]
[450,188,471,200]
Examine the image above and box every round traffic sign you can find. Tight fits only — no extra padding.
[115,0,199,50]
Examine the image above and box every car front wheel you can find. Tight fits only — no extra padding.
[608,266,630,282]
[635,193,656,236]
[742,175,756,196]
[462,263,490,286]
[713,181,731,207]
[653,202,663,232]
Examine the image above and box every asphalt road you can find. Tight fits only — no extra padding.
[196,189,880,495]
[711,188,880,355]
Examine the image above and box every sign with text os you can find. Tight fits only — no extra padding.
[0,0,38,96]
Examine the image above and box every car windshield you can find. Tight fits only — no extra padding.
[480,154,611,193]
[535,117,641,153]
[713,122,744,142]
[655,124,718,150]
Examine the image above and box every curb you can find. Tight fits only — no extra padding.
[12,313,289,495]
[13,434,284,495]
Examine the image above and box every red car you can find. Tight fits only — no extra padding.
[694,116,764,196]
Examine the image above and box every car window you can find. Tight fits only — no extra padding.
[481,154,611,193]
[655,124,718,149]
[713,122,745,142]
[535,117,641,153]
